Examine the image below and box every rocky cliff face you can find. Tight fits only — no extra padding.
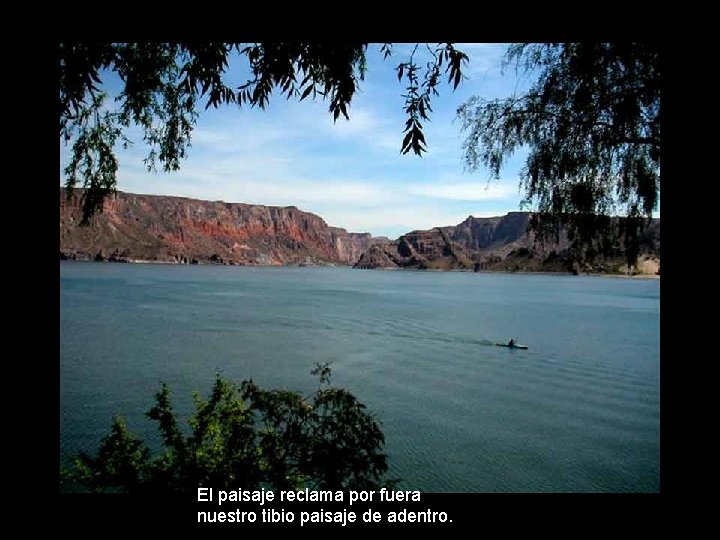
[353,228,475,270]
[60,188,382,266]
[443,212,534,250]
[354,213,660,275]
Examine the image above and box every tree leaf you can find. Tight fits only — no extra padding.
[401,130,413,153]
[300,85,313,101]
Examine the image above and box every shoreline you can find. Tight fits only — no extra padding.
[60,259,659,279]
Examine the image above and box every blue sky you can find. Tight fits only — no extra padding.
[60,44,552,239]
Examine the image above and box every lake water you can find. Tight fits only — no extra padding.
[60,262,660,492]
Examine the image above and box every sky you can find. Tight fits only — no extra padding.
[60,44,551,239]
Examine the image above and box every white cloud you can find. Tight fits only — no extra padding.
[409,181,518,201]
[323,107,401,153]
[117,152,392,209]
[456,43,507,76]
[318,206,462,237]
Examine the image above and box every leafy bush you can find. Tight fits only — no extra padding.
[62,364,389,493]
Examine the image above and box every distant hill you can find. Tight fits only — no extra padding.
[60,188,386,266]
[354,213,660,275]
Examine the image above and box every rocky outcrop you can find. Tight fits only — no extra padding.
[60,188,382,266]
[355,228,474,270]
[354,213,660,275]
[443,212,534,251]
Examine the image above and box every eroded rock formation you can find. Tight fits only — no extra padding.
[60,188,382,266]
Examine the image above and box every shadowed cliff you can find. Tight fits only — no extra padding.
[354,213,660,275]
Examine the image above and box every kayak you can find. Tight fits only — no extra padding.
[496,343,529,350]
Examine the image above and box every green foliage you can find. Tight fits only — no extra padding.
[60,43,468,222]
[62,365,390,493]
[68,415,149,493]
[457,43,660,265]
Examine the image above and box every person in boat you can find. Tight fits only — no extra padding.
[508,338,516,347]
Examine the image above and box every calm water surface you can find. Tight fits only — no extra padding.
[60,262,660,492]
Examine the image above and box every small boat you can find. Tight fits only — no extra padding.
[496,343,529,350]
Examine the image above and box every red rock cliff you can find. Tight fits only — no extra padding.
[60,188,381,265]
